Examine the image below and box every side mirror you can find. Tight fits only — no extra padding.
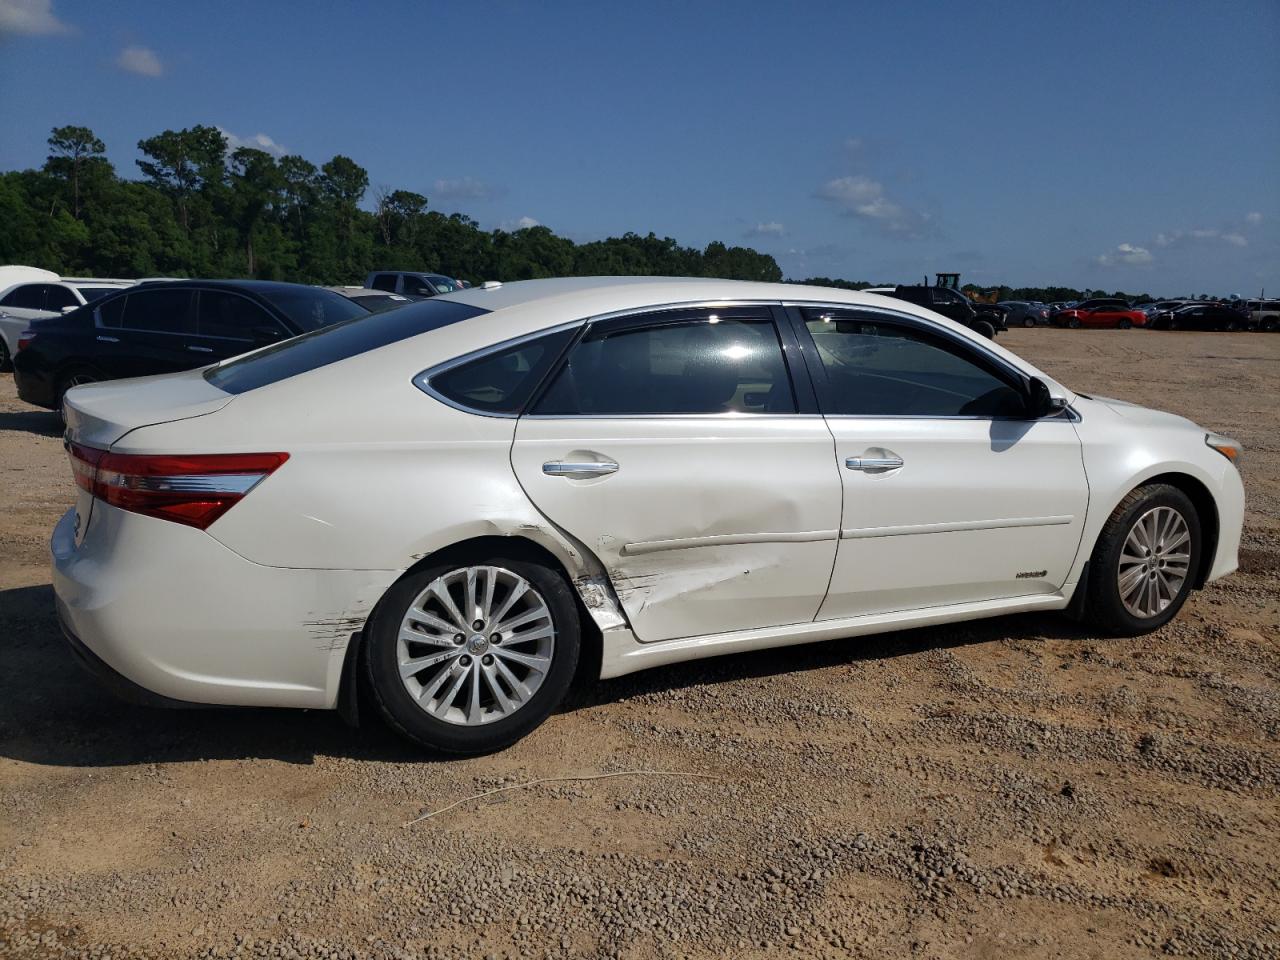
[61,305,77,314]
[1027,376,1067,419]
[251,325,284,345]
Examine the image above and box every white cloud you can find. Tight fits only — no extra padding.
[744,221,785,238]
[0,0,69,35]
[1155,228,1247,249]
[499,216,540,231]
[1245,211,1263,224]
[433,176,504,201]
[816,175,933,239]
[1095,243,1154,267]
[116,45,162,77]
[218,127,287,157]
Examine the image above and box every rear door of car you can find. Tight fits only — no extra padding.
[0,283,55,328]
[189,288,291,361]
[508,305,843,643]
[96,287,197,378]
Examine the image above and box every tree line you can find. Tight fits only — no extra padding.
[0,124,783,286]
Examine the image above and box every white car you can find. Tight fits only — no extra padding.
[0,275,134,370]
[53,277,1244,754]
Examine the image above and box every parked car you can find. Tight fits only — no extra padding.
[327,286,415,314]
[52,276,1243,754]
[1149,303,1250,331]
[0,276,134,370]
[13,280,369,413]
[1242,299,1280,332]
[999,301,1051,327]
[1052,299,1148,329]
[866,285,1006,338]
[365,271,463,297]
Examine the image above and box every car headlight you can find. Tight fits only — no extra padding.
[1205,433,1242,463]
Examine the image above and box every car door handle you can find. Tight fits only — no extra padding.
[542,461,619,479]
[96,335,119,343]
[846,455,904,474]
[187,345,214,353]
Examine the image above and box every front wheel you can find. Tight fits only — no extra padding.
[1082,484,1200,637]
[1023,316,1036,328]
[1117,319,1132,330]
[973,320,996,339]
[365,557,581,754]
[1068,318,1081,329]
[0,337,10,373]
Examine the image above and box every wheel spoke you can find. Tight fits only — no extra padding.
[428,582,469,632]
[501,624,555,646]
[493,647,551,672]
[464,568,479,625]
[491,581,528,625]
[492,656,531,703]
[481,662,514,715]
[466,662,483,724]
[495,607,548,634]
[399,625,456,649]
[399,648,459,678]
[480,567,497,624]
[1119,565,1146,597]
[417,662,455,703]
[433,666,470,719]
[1118,506,1193,620]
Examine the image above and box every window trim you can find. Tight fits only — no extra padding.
[785,301,1074,423]
[415,300,821,420]
[94,288,197,338]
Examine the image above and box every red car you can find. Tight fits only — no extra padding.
[1053,298,1147,329]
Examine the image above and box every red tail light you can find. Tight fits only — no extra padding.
[68,444,288,529]
[17,329,36,352]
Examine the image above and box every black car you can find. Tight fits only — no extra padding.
[877,285,1007,338]
[13,280,369,411]
[1149,303,1250,332]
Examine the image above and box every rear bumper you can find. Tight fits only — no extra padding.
[14,365,57,409]
[51,505,397,709]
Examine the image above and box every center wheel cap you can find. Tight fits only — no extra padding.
[467,634,489,655]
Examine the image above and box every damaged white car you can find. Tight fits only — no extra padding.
[54,277,1244,753]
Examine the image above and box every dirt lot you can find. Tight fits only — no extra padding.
[0,329,1277,960]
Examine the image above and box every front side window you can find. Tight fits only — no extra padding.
[44,285,79,309]
[427,328,576,415]
[121,289,195,334]
[803,311,1026,418]
[534,314,796,416]
[197,290,279,340]
[254,286,368,332]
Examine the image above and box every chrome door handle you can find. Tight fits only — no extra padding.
[845,455,904,474]
[96,335,119,343]
[542,461,619,479]
[187,345,214,353]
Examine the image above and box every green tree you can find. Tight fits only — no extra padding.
[45,125,107,219]
[228,147,283,276]
[136,125,227,232]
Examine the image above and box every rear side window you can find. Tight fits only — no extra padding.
[122,289,195,334]
[426,328,576,415]
[370,274,398,292]
[534,314,796,416]
[1,284,44,309]
[206,298,489,395]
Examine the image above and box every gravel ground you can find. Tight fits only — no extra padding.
[1,328,1277,960]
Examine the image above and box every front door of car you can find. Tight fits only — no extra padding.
[794,307,1088,620]
[190,289,289,362]
[510,306,843,643]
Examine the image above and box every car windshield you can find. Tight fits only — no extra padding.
[255,286,370,331]
[75,286,124,302]
[425,276,459,293]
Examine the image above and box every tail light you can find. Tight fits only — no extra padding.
[68,443,288,529]
[17,329,36,352]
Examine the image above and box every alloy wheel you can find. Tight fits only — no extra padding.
[1117,506,1192,619]
[397,566,555,725]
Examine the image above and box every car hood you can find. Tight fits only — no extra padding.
[1082,394,1200,431]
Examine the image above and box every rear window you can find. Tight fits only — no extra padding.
[205,298,489,395]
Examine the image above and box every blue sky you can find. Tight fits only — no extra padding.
[1,0,1276,294]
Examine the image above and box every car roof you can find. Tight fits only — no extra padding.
[134,279,327,294]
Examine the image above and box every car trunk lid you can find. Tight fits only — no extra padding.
[63,368,234,449]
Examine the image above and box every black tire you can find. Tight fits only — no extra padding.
[365,555,581,754]
[1023,316,1036,328]
[973,320,996,339]
[0,337,10,373]
[1221,319,1239,332]
[1117,319,1131,330]
[1081,483,1201,637]
[1068,318,1081,329]
[1167,318,1180,331]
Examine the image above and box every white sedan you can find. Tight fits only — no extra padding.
[53,277,1244,754]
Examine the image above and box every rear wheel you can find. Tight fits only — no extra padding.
[1082,484,1200,637]
[365,556,581,754]
[1068,318,1081,329]
[1023,316,1036,328]
[1117,319,1132,330]
[0,338,10,373]
[973,320,996,339]
[55,368,101,423]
